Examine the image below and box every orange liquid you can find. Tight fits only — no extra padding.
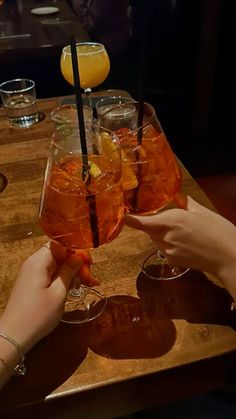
[60,44,110,89]
[117,126,182,214]
[39,155,124,250]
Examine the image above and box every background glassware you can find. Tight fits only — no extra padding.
[96,95,136,131]
[0,78,38,128]
[114,102,189,280]
[60,42,110,104]
[38,124,124,323]
[50,104,93,129]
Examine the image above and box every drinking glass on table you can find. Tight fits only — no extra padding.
[113,101,189,280]
[0,78,39,128]
[96,95,136,131]
[38,124,124,323]
[60,42,110,105]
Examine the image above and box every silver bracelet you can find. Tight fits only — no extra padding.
[0,332,26,376]
[231,298,236,311]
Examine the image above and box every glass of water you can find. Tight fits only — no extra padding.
[96,96,136,131]
[0,78,39,128]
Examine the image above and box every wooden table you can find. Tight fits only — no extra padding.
[0,94,236,418]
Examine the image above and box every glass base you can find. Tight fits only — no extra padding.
[61,285,107,324]
[141,250,189,281]
[9,112,39,128]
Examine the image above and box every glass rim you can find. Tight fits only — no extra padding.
[98,101,157,132]
[51,124,118,153]
[62,42,106,56]
[96,95,135,108]
[50,104,92,122]
[0,78,35,94]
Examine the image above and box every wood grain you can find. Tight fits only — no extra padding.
[0,94,236,418]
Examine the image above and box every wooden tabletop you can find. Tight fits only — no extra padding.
[0,93,236,418]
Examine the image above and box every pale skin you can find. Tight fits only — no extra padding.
[0,245,84,390]
[125,196,236,298]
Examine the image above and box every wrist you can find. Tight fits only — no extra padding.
[0,314,33,354]
[0,335,21,374]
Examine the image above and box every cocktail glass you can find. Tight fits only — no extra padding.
[50,104,93,129]
[115,102,189,280]
[38,124,124,323]
[60,42,110,105]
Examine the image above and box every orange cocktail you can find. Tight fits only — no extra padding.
[39,154,123,249]
[38,126,124,323]
[39,126,123,251]
[60,42,110,89]
[116,103,182,215]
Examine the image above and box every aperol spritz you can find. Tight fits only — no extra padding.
[39,125,124,322]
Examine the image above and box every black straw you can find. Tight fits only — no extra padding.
[70,35,100,248]
[137,33,145,145]
[70,35,88,160]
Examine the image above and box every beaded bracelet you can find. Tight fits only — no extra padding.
[0,332,26,376]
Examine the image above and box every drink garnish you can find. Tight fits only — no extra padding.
[101,131,117,158]
[89,161,102,178]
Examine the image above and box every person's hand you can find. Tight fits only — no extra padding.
[0,245,84,354]
[125,197,236,295]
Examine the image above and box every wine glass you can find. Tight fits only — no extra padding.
[113,101,189,280]
[38,124,124,323]
[60,42,110,105]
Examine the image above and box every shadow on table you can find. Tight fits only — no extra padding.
[88,269,236,361]
[0,322,88,410]
[88,295,177,359]
[136,269,236,328]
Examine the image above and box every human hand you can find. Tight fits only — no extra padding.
[0,245,84,354]
[125,197,236,294]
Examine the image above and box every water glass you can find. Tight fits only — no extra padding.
[0,78,38,128]
[96,96,136,131]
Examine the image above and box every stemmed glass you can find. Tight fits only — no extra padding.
[38,124,124,323]
[60,42,110,105]
[113,101,189,280]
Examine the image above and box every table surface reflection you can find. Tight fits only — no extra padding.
[0,92,236,418]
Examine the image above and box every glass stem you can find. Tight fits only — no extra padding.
[84,88,92,107]
[70,276,84,298]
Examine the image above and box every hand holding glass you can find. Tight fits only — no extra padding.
[113,102,189,280]
[38,125,124,323]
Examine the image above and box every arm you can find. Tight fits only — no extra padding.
[0,245,83,389]
[125,196,236,297]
